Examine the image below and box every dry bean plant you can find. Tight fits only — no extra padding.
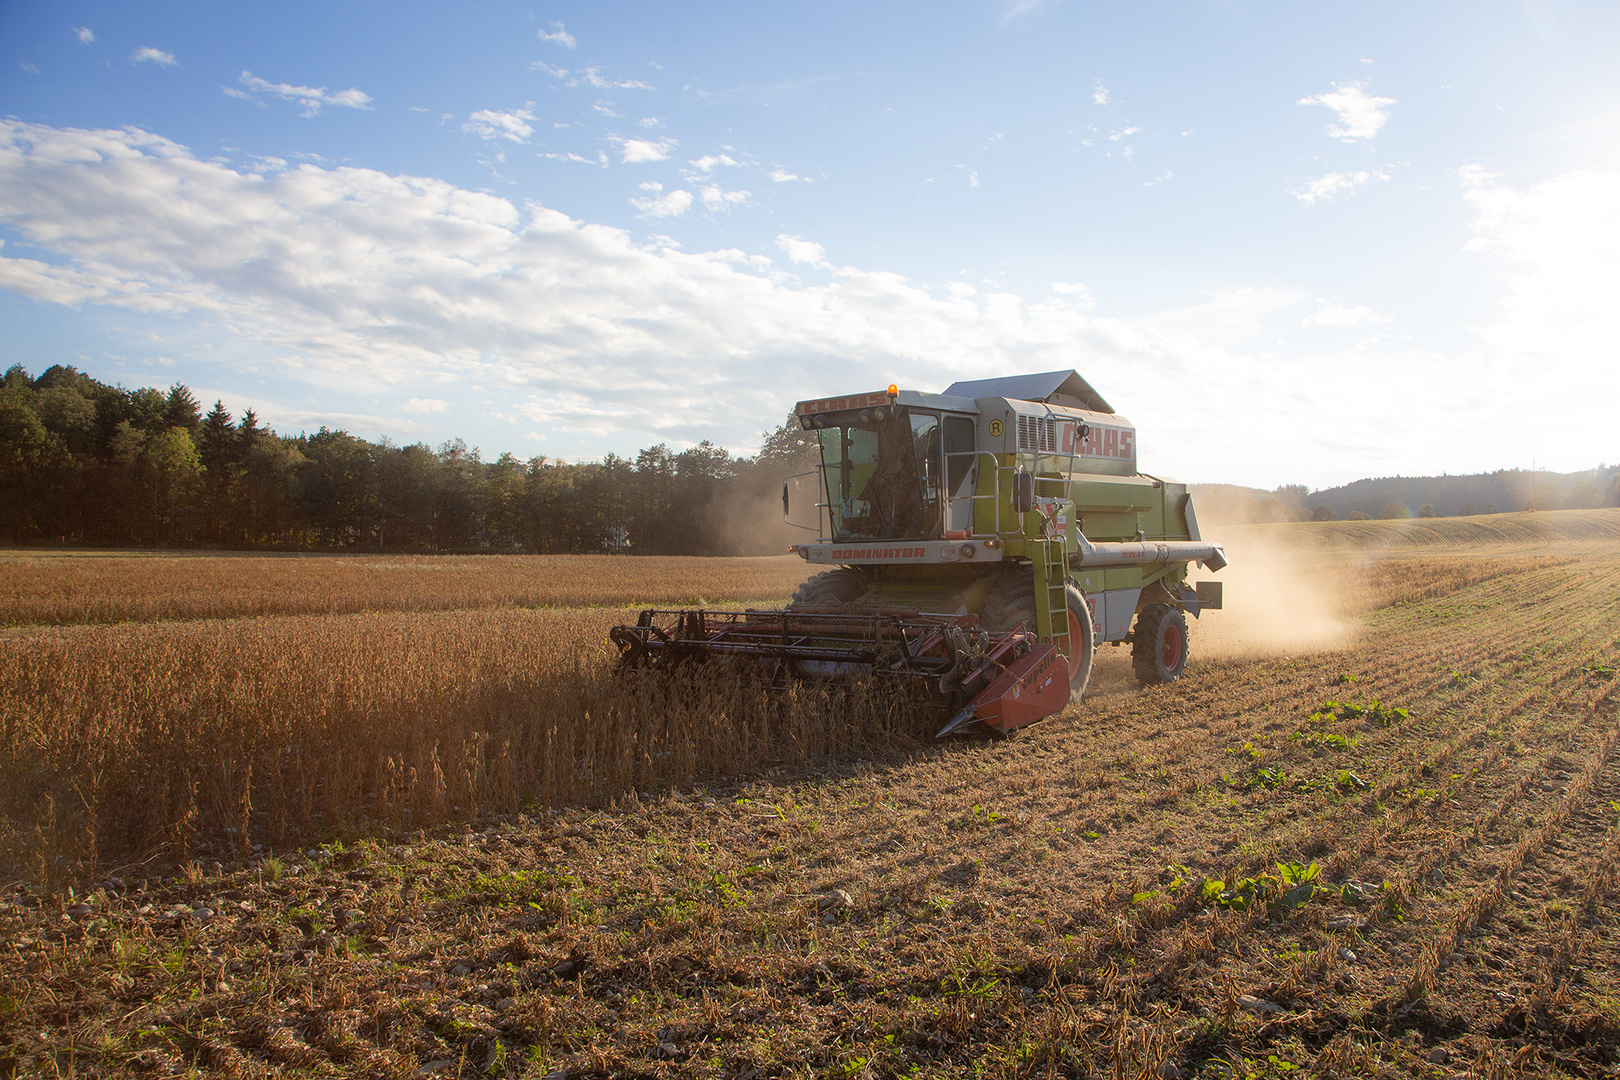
[0,609,931,894]
[0,551,810,626]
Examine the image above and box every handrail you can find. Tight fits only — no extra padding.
[944,449,1007,536]
[1045,401,1084,487]
[946,450,1071,541]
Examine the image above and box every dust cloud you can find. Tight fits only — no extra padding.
[1189,528,1355,658]
[709,478,1364,658]
[707,475,814,558]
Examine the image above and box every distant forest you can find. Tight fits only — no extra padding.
[4,363,1615,551]
[0,364,818,554]
[1196,465,1620,526]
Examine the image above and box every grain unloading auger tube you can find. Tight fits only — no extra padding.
[609,608,1069,737]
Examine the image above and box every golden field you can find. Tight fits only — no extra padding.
[1,608,916,896]
[0,551,811,626]
[2,508,1620,1078]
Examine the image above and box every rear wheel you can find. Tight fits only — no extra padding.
[788,568,870,608]
[1132,603,1189,686]
[977,569,1095,703]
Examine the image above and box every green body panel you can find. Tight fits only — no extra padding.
[1070,566,1146,594]
[829,451,1198,639]
[951,450,1198,640]
[794,381,1211,653]
[968,456,1194,547]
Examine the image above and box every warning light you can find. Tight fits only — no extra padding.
[887,383,899,400]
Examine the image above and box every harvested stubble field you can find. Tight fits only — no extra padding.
[4,509,1620,1079]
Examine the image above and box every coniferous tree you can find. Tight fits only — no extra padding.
[198,401,236,472]
[196,401,238,543]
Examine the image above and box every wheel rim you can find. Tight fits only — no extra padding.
[1064,603,1092,681]
[1160,622,1183,670]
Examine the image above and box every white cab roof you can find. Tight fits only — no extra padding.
[941,370,1114,414]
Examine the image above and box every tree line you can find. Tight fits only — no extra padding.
[0,365,819,554]
[1282,468,1620,521]
[1194,466,1620,526]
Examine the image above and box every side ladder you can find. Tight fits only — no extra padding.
[1031,534,1072,659]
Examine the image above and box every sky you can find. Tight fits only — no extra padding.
[1,0,1617,489]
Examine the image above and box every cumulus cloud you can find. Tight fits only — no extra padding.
[538,22,576,49]
[1291,168,1391,205]
[614,136,676,163]
[628,181,693,218]
[700,185,750,212]
[1092,82,1109,105]
[775,234,830,269]
[463,106,536,143]
[689,153,740,172]
[400,397,449,414]
[234,72,373,117]
[132,46,176,67]
[531,62,653,91]
[1301,301,1387,327]
[73,27,94,44]
[1050,282,1097,309]
[1,120,1607,477]
[541,150,608,167]
[769,168,806,183]
[580,67,655,90]
[1298,81,1396,141]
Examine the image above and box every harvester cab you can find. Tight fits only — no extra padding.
[611,370,1228,737]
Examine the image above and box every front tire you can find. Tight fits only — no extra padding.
[788,567,870,608]
[1132,603,1189,685]
[978,569,1095,703]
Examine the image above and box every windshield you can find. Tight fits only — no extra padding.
[817,408,942,541]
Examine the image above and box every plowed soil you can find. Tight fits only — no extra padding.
[4,510,1620,1078]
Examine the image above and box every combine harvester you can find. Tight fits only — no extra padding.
[612,370,1228,737]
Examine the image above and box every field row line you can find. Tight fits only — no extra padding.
[1040,594,1620,1034]
[1521,782,1620,1024]
[1258,579,1612,885]
[1393,682,1620,1009]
